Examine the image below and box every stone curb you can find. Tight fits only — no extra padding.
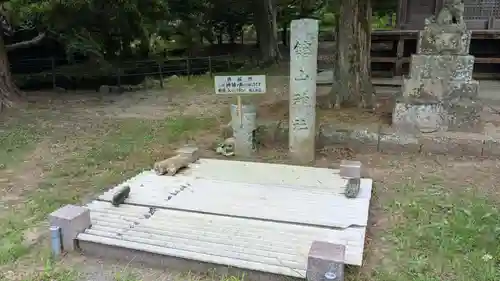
[248,121,500,158]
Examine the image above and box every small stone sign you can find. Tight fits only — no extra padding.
[214,75,266,94]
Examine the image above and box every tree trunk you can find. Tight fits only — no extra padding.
[0,33,22,111]
[331,0,374,108]
[281,22,288,46]
[254,0,281,64]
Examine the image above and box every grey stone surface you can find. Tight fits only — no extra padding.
[230,104,257,157]
[447,101,482,133]
[307,241,345,281]
[393,101,448,133]
[378,128,422,153]
[392,7,482,134]
[289,18,319,165]
[420,132,485,156]
[483,138,500,157]
[318,125,350,146]
[409,55,474,82]
[418,29,471,55]
[340,160,361,178]
[49,204,91,251]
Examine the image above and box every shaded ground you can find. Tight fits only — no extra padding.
[1,75,499,281]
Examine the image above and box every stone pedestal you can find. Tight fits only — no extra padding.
[392,21,482,133]
[289,18,319,164]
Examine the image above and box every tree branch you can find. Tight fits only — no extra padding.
[5,32,45,51]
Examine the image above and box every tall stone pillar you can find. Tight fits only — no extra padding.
[289,18,319,165]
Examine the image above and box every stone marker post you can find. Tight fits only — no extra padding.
[289,18,319,164]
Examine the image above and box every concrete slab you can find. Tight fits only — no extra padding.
[78,201,366,277]
[82,159,373,278]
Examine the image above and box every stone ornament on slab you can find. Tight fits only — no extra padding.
[49,204,91,252]
[307,241,345,281]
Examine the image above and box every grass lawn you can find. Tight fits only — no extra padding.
[0,79,499,280]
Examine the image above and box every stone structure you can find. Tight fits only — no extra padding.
[289,18,319,164]
[307,241,345,281]
[49,204,91,252]
[392,0,482,133]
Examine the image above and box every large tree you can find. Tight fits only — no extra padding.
[0,0,48,111]
[0,0,169,110]
[330,0,374,108]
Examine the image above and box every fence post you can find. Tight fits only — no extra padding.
[158,61,164,88]
[117,67,121,87]
[208,56,212,76]
[51,57,56,89]
[186,58,190,80]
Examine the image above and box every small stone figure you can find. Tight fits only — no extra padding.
[215,137,235,157]
[435,0,465,27]
[112,185,131,206]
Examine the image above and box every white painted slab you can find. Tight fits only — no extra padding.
[79,201,367,278]
[183,158,345,191]
[98,159,373,228]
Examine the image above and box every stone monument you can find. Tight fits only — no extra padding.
[392,0,482,133]
[289,18,319,164]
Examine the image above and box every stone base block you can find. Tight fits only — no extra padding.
[307,241,345,281]
[447,101,483,133]
[417,28,471,55]
[392,101,448,133]
[420,132,485,156]
[409,54,474,82]
[402,78,479,102]
[49,205,91,252]
[175,146,199,162]
[378,127,422,153]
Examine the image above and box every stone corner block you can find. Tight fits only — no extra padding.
[340,160,361,178]
[307,241,345,281]
[49,204,91,252]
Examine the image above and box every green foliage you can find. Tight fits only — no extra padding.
[2,0,398,62]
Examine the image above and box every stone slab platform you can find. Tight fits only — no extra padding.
[78,159,373,278]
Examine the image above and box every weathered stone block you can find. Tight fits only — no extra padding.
[409,55,474,82]
[378,127,422,153]
[318,125,350,146]
[392,101,448,133]
[348,129,379,153]
[307,241,345,281]
[483,138,500,157]
[255,121,289,146]
[417,29,471,55]
[49,205,91,252]
[340,160,361,178]
[446,101,483,133]
[402,78,479,102]
[420,132,485,156]
[445,80,479,102]
[175,146,199,162]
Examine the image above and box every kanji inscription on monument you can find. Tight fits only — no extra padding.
[214,75,266,94]
[289,18,319,164]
